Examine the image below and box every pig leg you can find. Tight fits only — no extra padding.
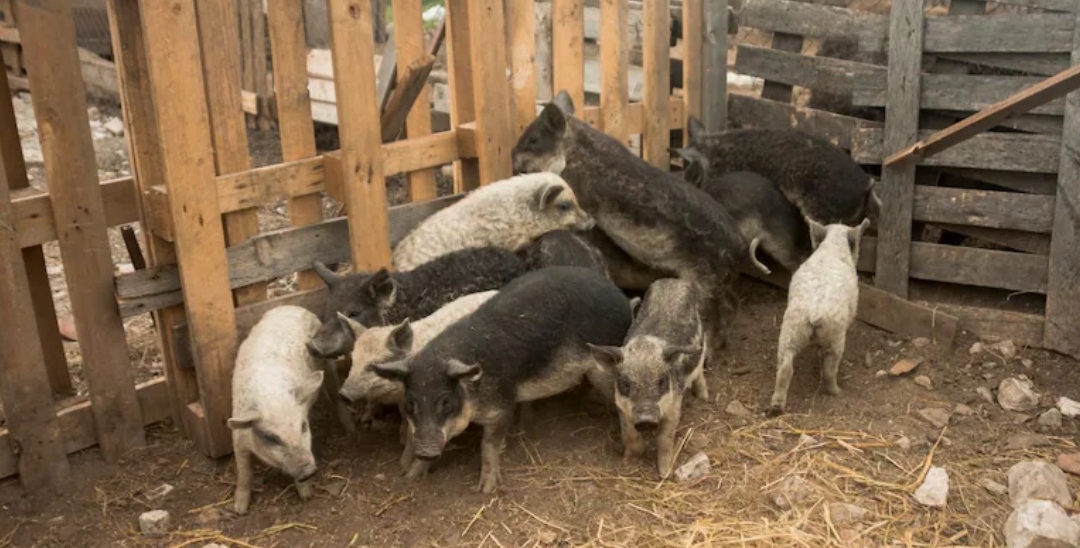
[320,360,356,435]
[233,445,254,515]
[821,333,845,396]
[516,402,535,430]
[690,367,709,401]
[404,459,432,480]
[477,415,511,494]
[618,408,645,461]
[399,417,416,472]
[656,404,683,479]
[769,338,802,417]
[295,478,314,501]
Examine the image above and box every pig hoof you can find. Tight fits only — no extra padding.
[296,481,314,500]
[233,499,250,516]
[399,452,414,472]
[826,384,842,396]
[765,405,785,418]
[476,474,500,494]
[404,460,429,480]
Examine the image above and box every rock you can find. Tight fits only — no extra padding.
[912,337,931,348]
[674,451,711,483]
[896,436,912,451]
[998,377,1040,412]
[203,544,229,548]
[139,510,171,537]
[1007,433,1052,452]
[981,478,1008,496]
[1021,358,1034,369]
[798,434,818,446]
[57,314,78,341]
[144,483,174,501]
[1007,461,1073,509]
[827,502,869,526]
[1039,409,1063,430]
[104,117,125,137]
[1058,397,1080,418]
[87,106,100,119]
[913,466,949,507]
[374,473,386,481]
[875,370,888,378]
[889,358,922,376]
[537,530,558,545]
[970,342,985,355]
[914,375,933,390]
[993,340,1017,359]
[1056,453,1080,477]
[725,400,752,418]
[977,386,995,404]
[193,507,224,526]
[1003,500,1080,548]
[954,404,975,417]
[771,475,817,509]
[917,408,951,429]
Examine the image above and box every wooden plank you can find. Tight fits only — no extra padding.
[379,54,436,143]
[553,0,585,111]
[760,33,803,105]
[740,0,887,50]
[535,1,554,103]
[944,168,1057,196]
[13,177,138,249]
[642,0,670,167]
[238,0,255,97]
[858,284,959,347]
[930,223,1051,256]
[740,45,885,99]
[681,0,701,142]
[873,0,924,298]
[327,0,391,271]
[140,0,240,458]
[18,0,146,462]
[508,0,538,140]
[854,128,1062,174]
[250,0,270,128]
[116,195,466,316]
[911,186,1056,234]
[922,15,1074,54]
[0,379,171,482]
[932,304,1046,350]
[0,118,70,493]
[600,0,628,143]
[991,0,1073,11]
[909,242,1048,294]
[267,0,324,291]
[374,29,397,112]
[700,0,727,132]
[727,94,880,151]
[936,53,1070,78]
[195,0,265,308]
[1044,5,1080,359]
[467,0,513,184]
[392,0,438,201]
[446,0,480,192]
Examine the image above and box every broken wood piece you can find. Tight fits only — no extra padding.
[380,53,436,142]
[884,62,1080,167]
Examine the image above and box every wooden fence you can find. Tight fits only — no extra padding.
[0,0,719,493]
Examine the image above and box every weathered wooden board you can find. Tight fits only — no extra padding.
[393,0,439,201]
[861,236,1048,293]
[700,0,728,132]
[854,73,1066,117]
[508,0,538,141]
[446,0,480,192]
[937,53,1071,78]
[991,0,1073,11]
[642,0,670,167]
[911,186,1056,234]
[553,0,586,110]
[681,0,701,139]
[740,0,885,49]
[737,45,884,98]
[854,128,1062,174]
[931,223,1051,255]
[921,15,1075,54]
[932,303,1047,350]
[468,0,514,184]
[946,168,1058,195]
[727,95,880,151]
[600,0,629,143]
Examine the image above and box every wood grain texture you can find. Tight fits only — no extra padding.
[740,0,886,50]
[380,55,436,143]
[873,0,924,298]
[853,128,1062,174]
[508,0,537,140]
[923,14,1074,54]
[727,95,881,151]
[467,0,514,184]
[860,236,1048,293]
[933,303,1046,351]
[327,0,391,271]
[931,223,1051,255]
[446,0,480,192]
[681,0,701,140]
[937,53,1070,78]
[140,0,241,457]
[943,168,1057,196]
[391,0,438,201]
[991,0,1073,11]
[854,72,1070,117]
[553,0,585,111]
[911,186,1056,234]
[600,0,628,143]
[741,45,884,98]
[1044,5,1080,358]
[17,0,146,461]
[642,0,670,167]
[857,284,958,347]
[700,0,727,132]
[760,34,802,105]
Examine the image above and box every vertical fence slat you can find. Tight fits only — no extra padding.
[681,0,702,137]
[508,0,537,139]
[327,0,392,270]
[600,0,628,144]
[266,0,323,290]
[16,0,146,461]
[700,0,727,132]
[535,1,554,104]
[1044,5,1080,358]
[874,0,925,298]
[195,0,265,308]
[552,0,584,112]
[392,0,438,201]
[642,0,671,167]
[140,0,240,457]
[468,0,513,184]
[238,0,254,110]
[251,0,270,130]
[446,0,481,192]
[0,148,70,493]
[0,58,71,396]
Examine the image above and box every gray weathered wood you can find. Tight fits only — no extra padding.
[737,45,884,98]
[116,194,465,316]
[912,185,1056,234]
[727,94,881,150]
[937,53,1071,77]
[873,0,924,297]
[760,34,803,104]
[990,0,1073,12]
[945,168,1057,196]
[921,14,1074,54]
[854,72,1066,116]
[853,128,1062,174]
[1043,5,1080,358]
[740,0,886,50]
[375,29,397,112]
[700,0,727,132]
[930,223,1051,255]
[932,304,1046,351]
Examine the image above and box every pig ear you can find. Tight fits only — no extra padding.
[370,359,410,382]
[587,343,624,372]
[312,260,340,289]
[552,90,576,116]
[227,412,259,430]
[848,218,871,252]
[805,215,828,250]
[539,102,568,135]
[336,311,366,337]
[536,183,566,211]
[663,344,701,365]
[365,268,396,305]
[446,359,483,383]
[687,117,708,144]
[386,320,414,356]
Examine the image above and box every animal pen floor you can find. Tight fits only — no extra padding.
[3,95,1080,547]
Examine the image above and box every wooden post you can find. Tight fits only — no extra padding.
[140,0,241,457]
[238,0,254,127]
[642,0,671,167]
[0,142,70,494]
[700,0,727,132]
[250,0,270,130]
[106,0,200,431]
[508,0,538,139]
[759,2,800,106]
[327,0,392,270]
[16,0,146,461]
[392,0,438,201]
[1044,5,1080,358]
[682,0,703,138]
[446,0,481,192]
[468,0,514,184]
[874,0,925,298]
[535,1,554,104]
[552,0,584,111]
[600,0,628,144]
[0,56,70,396]
[266,0,323,290]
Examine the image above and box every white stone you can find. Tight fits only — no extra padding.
[1003,500,1080,548]
[913,466,949,507]
[1039,409,1063,430]
[1007,461,1073,509]
[969,342,984,355]
[1058,397,1080,419]
[998,377,1040,412]
[725,399,752,418]
[104,117,125,137]
[977,386,995,404]
[827,502,869,526]
[139,510,171,536]
[144,483,174,501]
[674,451,710,483]
[982,478,1008,496]
[994,340,1017,359]
[896,436,912,451]
[798,434,818,447]
[914,375,933,390]
[203,544,229,548]
[771,475,817,509]
[918,408,951,429]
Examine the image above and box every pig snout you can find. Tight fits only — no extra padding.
[295,462,317,483]
[576,214,597,231]
[414,443,443,461]
[633,410,660,430]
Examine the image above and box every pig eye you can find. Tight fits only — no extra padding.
[301,421,309,434]
[616,376,632,396]
[255,428,283,447]
[405,395,419,416]
[657,376,670,393]
[555,202,572,213]
[436,396,451,414]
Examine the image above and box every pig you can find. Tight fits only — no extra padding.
[521,229,609,278]
[336,291,497,431]
[369,266,633,493]
[306,246,525,360]
[769,217,871,417]
[577,228,672,291]
[228,305,326,515]
[683,117,882,227]
[588,278,709,479]
[392,172,595,271]
[512,91,767,363]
